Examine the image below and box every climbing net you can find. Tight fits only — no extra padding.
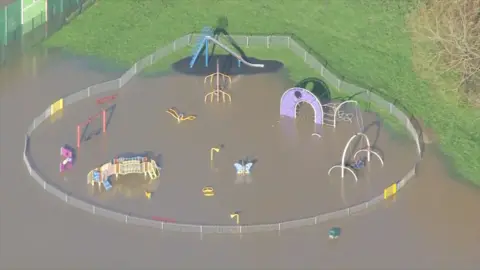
[204,60,232,103]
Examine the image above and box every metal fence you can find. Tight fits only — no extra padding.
[23,34,422,234]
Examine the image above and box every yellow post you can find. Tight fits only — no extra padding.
[115,159,119,179]
[230,213,240,225]
[210,147,220,161]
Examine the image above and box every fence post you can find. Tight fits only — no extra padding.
[65,194,68,202]
[161,221,164,230]
[173,41,176,51]
[134,62,137,74]
[43,181,46,189]
[266,36,270,49]
[278,223,281,231]
[92,205,95,214]
[125,215,128,224]
[246,36,249,48]
[287,36,290,48]
[337,78,341,90]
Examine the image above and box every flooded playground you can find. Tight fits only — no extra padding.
[1,51,480,269]
[28,70,417,225]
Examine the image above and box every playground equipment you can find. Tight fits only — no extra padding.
[77,108,107,148]
[59,145,74,172]
[189,26,265,68]
[87,156,161,191]
[165,107,197,123]
[329,227,341,239]
[204,60,232,103]
[234,160,253,176]
[322,100,363,129]
[328,133,384,182]
[230,211,240,225]
[210,147,220,161]
[96,94,118,105]
[279,88,364,131]
[280,88,324,125]
[202,186,215,197]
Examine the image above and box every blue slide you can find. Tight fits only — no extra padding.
[189,26,214,68]
[102,179,112,191]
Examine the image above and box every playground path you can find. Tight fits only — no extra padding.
[1,53,480,269]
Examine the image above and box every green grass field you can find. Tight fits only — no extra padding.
[45,0,480,184]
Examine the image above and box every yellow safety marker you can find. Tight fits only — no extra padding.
[210,147,220,161]
[230,212,240,225]
[383,183,397,200]
[202,186,215,197]
[145,191,152,199]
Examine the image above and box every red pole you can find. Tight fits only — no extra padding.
[102,109,106,133]
[77,125,81,148]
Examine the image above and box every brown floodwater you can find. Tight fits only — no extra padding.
[1,51,479,269]
[28,71,416,225]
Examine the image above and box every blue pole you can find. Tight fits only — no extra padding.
[238,59,241,68]
[205,39,209,67]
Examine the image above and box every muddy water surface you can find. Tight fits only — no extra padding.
[1,52,480,269]
[28,72,416,225]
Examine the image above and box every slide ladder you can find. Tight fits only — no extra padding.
[189,26,213,68]
[147,160,160,180]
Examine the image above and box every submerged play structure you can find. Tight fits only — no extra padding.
[280,87,362,128]
[189,26,265,68]
[279,87,384,181]
[87,156,161,191]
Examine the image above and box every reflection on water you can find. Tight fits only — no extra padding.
[88,174,160,200]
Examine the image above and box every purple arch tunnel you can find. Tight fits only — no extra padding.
[280,87,323,125]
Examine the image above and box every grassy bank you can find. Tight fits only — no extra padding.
[45,0,480,184]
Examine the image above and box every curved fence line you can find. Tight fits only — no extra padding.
[22,34,422,234]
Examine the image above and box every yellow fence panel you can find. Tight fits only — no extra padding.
[383,183,397,200]
[50,98,64,115]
